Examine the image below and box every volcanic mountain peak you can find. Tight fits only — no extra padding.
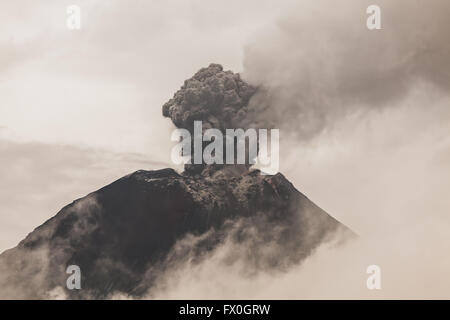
[0,64,352,299]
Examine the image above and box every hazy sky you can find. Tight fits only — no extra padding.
[1,0,450,299]
[0,0,295,250]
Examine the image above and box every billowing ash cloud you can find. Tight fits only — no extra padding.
[241,0,450,141]
[162,63,257,132]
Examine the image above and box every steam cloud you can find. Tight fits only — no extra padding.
[2,0,450,300]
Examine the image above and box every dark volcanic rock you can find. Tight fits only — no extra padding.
[0,167,350,299]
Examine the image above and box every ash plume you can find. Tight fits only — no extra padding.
[162,63,257,133]
[162,63,268,173]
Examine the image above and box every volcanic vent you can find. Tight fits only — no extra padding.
[0,64,351,299]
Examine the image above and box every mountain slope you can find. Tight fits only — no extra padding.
[0,167,350,299]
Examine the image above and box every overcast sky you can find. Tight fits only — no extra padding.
[0,0,296,250]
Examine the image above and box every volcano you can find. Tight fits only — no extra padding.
[0,64,352,299]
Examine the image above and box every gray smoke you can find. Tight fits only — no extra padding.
[241,0,450,140]
[162,63,257,133]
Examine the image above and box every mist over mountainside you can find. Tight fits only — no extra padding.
[0,65,352,299]
[0,167,350,299]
